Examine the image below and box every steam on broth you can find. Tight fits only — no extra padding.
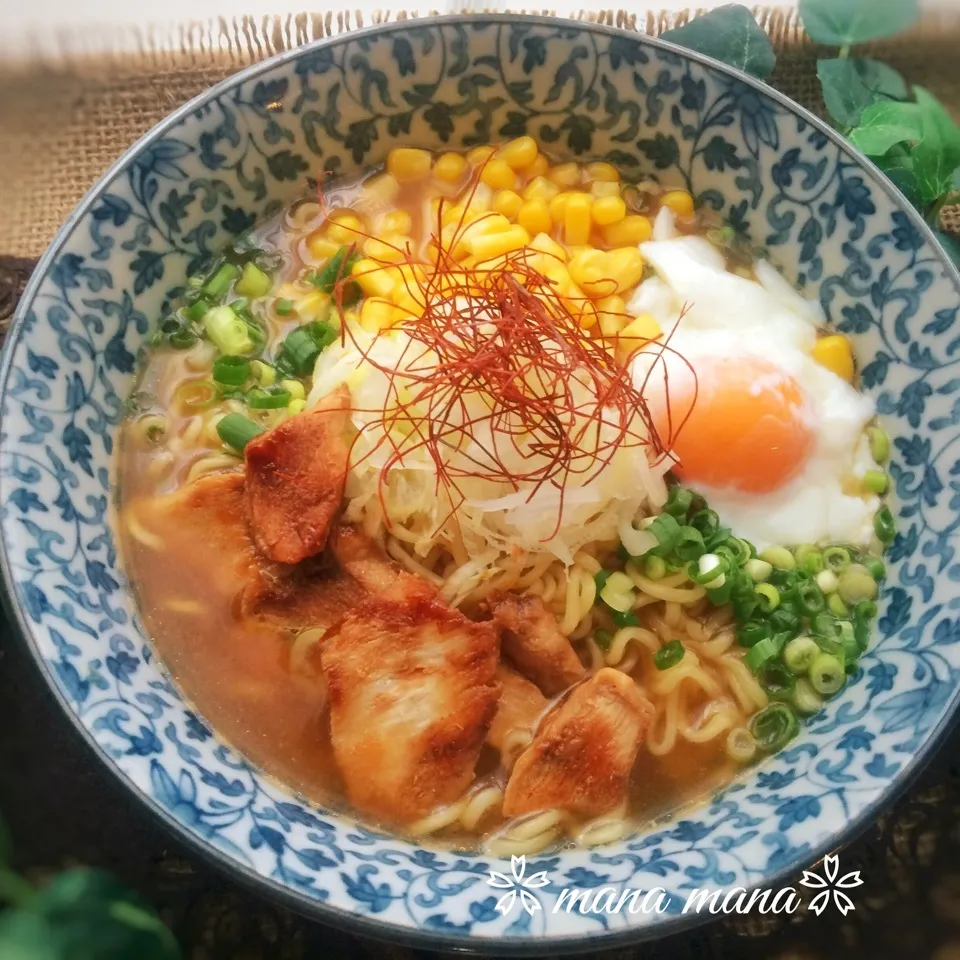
[117,139,892,854]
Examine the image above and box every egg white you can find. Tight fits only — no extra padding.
[630,229,879,550]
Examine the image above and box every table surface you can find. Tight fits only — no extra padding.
[2,243,960,960]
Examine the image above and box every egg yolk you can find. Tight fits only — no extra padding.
[657,356,815,494]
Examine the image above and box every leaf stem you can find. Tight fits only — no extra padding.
[0,868,35,908]
[838,45,851,59]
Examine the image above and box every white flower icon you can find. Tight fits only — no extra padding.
[799,853,863,915]
[487,855,550,916]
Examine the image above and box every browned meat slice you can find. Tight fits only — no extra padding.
[331,525,436,604]
[490,593,585,696]
[321,593,500,824]
[502,668,654,818]
[486,664,548,754]
[245,385,351,564]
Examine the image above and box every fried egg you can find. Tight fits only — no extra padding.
[629,227,878,549]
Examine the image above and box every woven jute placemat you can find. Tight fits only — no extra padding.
[2,6,960,259]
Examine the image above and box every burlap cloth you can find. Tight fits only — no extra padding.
[4,8,960,960]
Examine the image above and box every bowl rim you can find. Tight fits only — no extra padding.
[3,12,960,953]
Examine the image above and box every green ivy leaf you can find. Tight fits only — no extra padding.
[912,87,960,205]
[934,229,960,271]
[661,4,776,79]
[799,0,919,47]
[817,57,907,127]
[848,100,921,157]
[0,869,180,960]
[953,167,960,192]
[875,147,921,207]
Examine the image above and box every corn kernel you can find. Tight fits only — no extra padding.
[391,303,420,325]
[592,196,627,227]
[602,214,653,247]
[342,309,360,329]
[517,199,552,236]
[363,235,408,263]
[661,189,695,218]
[480,159,516,191]
[606,247,645,293]
[521,176,560,204]
[497,136,539,171]
[549,193,569,223]
[435,152,467,184]
[294,290,329,320]
[357,173,400,207]
[440,203,467,228]
[548,162,581,188]
[813,335,855,382]
[360,297,395,333]
[352,259,395,299]
[527,154,549,178]
[590,181,621,198]
[564,193,592,246]
[466,224,530,261]
[529,232,567,262]
[465,184,494,216]
[378,210,412,235]
[387,147,432,182]
[618,313,662,356]
[562,280,598,329]
[568,248,608,291]
[307,231,339,261]
[493,190,524,220]
[584,162,620,183]
[280,379,306,401]
[467,146,496,166]
[287,399,307,415]
[327,213,364,244]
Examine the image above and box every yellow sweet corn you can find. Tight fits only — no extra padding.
[387,147,432,182]
[584,162,619,183]
[548,162,580,188]
[568,249,610,297]
[342,309,360,329]
[564,193,592,246]
[360,297,395,333]
[618,313,661,356]
[467,145,496,166]
[357,173,400,207]
[480,159,516,190]
[529,232,567,262]
[606,247,645,293]
[527,154,549,178]
[363,235,408,263]
[497,136,539,171]
[590,181,621,198]
[352,259,396,299]
[435,152,468,184]
[603,214,653,247]
[280,379,306,401]
[466,224,530,262]
[549,193,569,223]
[287,399,307,415]
[440,203,467,228]
[493,190,524,220]
[596,294,630,338]
[813,335,855,382]
[378,210,412,235]
[307,231,339,261]
[294,290,329,320]
[661,189,695,218]
[517,199,552,236]
[327,213,365,244]
[521,176,560,203]
[592,196,627,227]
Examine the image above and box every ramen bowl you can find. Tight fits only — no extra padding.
[3,14,960,951]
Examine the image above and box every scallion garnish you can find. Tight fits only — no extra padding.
[653,640,685,670]
[275,321,338,377]
[212,355,251,386]
[217,413,265,452]
[247,387,292,409]
[203,263,239,301]
[749,703,799,753]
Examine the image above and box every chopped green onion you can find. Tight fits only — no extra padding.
[313,246,361,294]
[725,727,757,764]
[665,486,693,518]
[827,592,849,617]
[838,564,878,604]
[793,544,820,571]
[593,570,612,597]
[865,557,886,580]
[749,703,800,753]
[874,506,896,543]
[250,360,276,387]
[217,413,265,452]
[839,621,859,665]
[822,546,851,572]
[728,538,753,565]
[867,425,889,463]
[212,355,250,386]
[203,263,239,301]
[759,546,795,571]
[675,526,706,562]
[809,653,845,696]
[176,380,218,409]
[815,570,839,594]
[275,298,294,316]
[812,613,843,641]
[863,469,889,495]
[792,678,823,715]
[594,629,613,651]
[644,555,667,580]
[204,305,255,355]
[691,553,726,586]
[737,621,771,648]
[653,639,685,670]
[744,558,773,583]
[754,582,780,613]
[611,609,639,628]
[768,606,801,637]
[758,660,796,701]
[275,321,338,377]
[235,262,272,299]
[169,328,199,349]
[647,513,681,556]
[783,635,820,674]
[855,599,878,621]
[288,398,307,415]
[689,508,720,539]
[247,387,292,409]
[185,298,210,323]
[744,635,780,672]
[796,581,826,615]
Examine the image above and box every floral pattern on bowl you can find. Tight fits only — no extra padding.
[2,15,960,951]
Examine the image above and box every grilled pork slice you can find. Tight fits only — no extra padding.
[245,385,351,564]
[331,525,436,604]
[486,664,548,754]
[321,593,500,824]
[490,593,585,695]
[502,668,654,818]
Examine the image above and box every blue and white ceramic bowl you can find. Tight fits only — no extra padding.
[3,14,960,951]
